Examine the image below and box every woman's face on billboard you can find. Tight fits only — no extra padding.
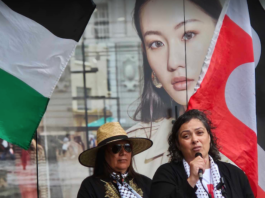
[140,0,217,105]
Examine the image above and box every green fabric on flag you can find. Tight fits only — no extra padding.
[0,68,49,149]
[87,117,114,127]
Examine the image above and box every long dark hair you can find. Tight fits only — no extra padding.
[168,109,221,162]
[93,146,140,181]
[133,0,222,123]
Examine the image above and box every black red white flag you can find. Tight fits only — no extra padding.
[188,0,265,196]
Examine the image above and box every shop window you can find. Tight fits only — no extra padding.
[94,3,109,39]
[77,87,92,110]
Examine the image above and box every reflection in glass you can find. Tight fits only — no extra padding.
[2,0,148,197]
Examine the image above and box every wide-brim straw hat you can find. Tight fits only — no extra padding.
[79,122,153,167]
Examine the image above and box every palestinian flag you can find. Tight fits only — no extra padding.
[188,0,265,196]
[0,1,95,149]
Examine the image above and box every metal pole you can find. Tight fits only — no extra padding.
[36,132,40,198]
[82,36,93,175]
[43,114,51,198]
[115,44,120,122]
[103,98,106,123]
[81,36,89,148]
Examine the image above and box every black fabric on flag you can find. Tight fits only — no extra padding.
[248,0,265,150]
[2,0,96,42]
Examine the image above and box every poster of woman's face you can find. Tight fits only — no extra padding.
[125,0,223,177]
[138,0,218,105]
[130,0,222,120]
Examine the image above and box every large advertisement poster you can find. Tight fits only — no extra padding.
[126,0,224,178]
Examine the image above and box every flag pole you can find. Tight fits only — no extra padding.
[35,132,40,198]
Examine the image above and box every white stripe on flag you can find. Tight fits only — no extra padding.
[194,0,229,93]
[225,0,257,134]
[227,0,252,36]
[225,63,256,133]
[0,1,77,98]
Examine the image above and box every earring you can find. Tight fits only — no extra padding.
[151,71,162,88]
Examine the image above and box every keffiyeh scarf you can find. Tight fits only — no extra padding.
[110,172,142,198]
[183,155,224,198]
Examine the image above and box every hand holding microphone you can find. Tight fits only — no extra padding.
[187,152,207,187]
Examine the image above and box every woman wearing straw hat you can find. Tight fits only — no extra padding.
[78,122,153,198]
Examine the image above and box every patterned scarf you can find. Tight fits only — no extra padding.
[110,172,142,198]
[183,155,224,198]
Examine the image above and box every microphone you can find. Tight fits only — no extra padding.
[195,153,212,198]
[195,153,203,180]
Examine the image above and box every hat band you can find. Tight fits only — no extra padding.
[98,135,128,147]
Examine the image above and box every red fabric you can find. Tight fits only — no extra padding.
[18,150,37,198]
[207,184,214,198]
[188,15,265,197]
[21,149,29,170]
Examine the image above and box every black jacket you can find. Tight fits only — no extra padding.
[150,161,254,198]
[77,174,152,198]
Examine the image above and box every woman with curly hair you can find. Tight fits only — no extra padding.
[150,109,254,198]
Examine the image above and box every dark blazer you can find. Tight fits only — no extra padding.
[77,174,152,198]
[150,161,254,198]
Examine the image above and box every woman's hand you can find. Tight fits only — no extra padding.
[187,156,207,188]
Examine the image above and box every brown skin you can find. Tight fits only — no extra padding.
[105,140,132,174]
[177,119,211,187]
